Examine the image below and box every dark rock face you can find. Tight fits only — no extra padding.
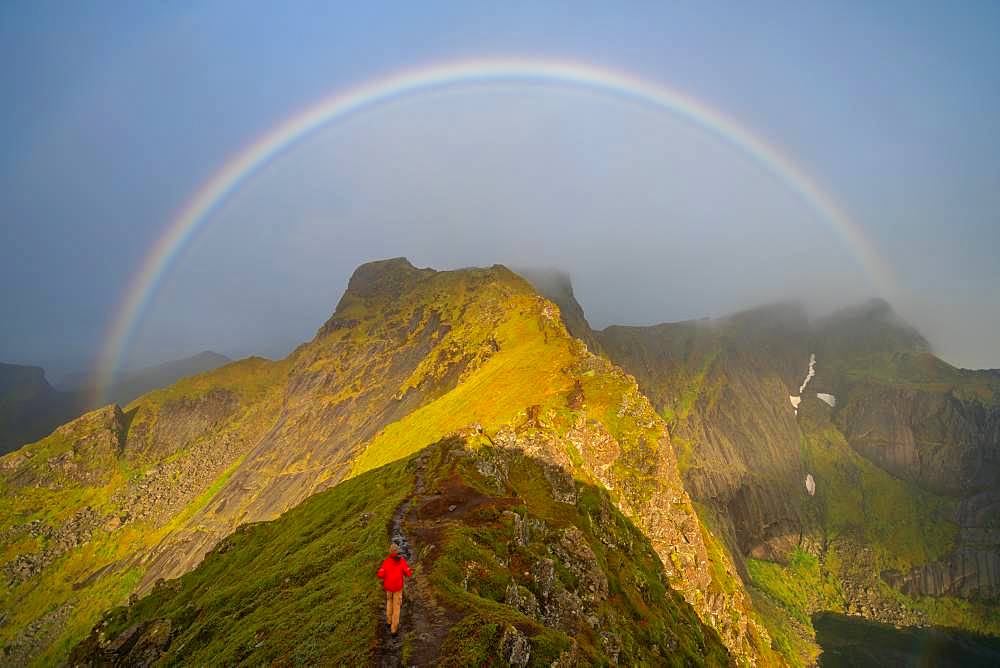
[835,375,1000,599]
[0,362,79,455]
[594,307,817,567]
[836,385,1000,497]
[883,540,1000,599]
[127,388,240,461]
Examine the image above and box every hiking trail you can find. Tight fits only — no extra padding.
[376,452,456,668]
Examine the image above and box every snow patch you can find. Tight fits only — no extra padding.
[817,392,836,408]
[799,353,817,394]
[805,473,816,496]
[789,353,817,415]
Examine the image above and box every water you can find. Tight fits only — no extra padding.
[814,612,1000,667]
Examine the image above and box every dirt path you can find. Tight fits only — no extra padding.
[376,453,455,668]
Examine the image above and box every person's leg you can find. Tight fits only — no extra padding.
[390,590,402,634]
[385,591,392,625]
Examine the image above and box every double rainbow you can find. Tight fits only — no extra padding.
[94,58,897,405]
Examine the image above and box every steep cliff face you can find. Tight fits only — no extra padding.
[832,369,1000,497]
[526,276,999,664]
[595,305,816,566]
[1,259,770,665]
[824,353,1000,603]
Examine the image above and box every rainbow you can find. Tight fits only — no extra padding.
[94,58,898,405]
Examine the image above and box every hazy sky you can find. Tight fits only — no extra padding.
[2,1,998,378]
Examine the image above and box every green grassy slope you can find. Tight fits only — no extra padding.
[71,439,731,666]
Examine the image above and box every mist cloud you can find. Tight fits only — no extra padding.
[133,86,971,369]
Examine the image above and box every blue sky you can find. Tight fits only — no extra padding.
[2,1,998,376]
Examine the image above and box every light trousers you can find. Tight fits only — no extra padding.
[385,590,403,633]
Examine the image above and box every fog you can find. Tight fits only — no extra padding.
[2,3,998,378]
[129,87,994,371]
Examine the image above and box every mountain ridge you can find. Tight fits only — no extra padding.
[1,259,772,665]
[2,259,998,666]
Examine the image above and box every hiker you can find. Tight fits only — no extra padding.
[376,543,413,635]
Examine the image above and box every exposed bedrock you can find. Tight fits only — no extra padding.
[836,384,1000,497]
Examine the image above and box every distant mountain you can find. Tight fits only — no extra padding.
[534,280,1000,665]
[0,351,231,456]
[0,364,79,455]
[103,350,232,407]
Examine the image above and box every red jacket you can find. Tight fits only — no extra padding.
[377,554,412,592]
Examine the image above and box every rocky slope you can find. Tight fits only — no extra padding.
[0,259,773,665]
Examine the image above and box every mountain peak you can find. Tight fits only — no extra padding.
[515,267,603,353]
[722,300,811,338]
[340,257,434,301]
[816,297,929,356]
[827,297,895,322]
